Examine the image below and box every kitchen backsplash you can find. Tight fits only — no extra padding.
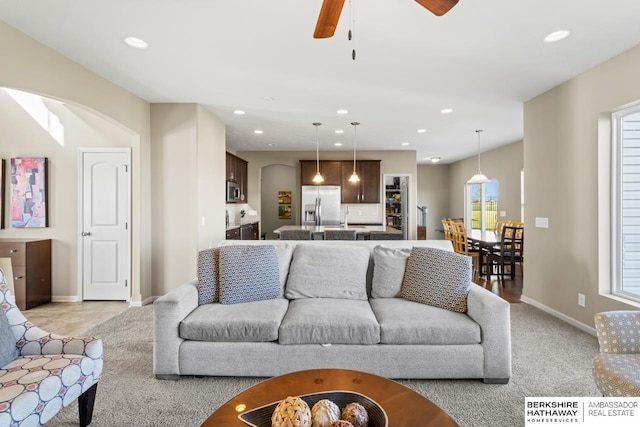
[225,203,259,224]
[340,203,383,224]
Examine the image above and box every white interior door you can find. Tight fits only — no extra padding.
[80,150,130,300]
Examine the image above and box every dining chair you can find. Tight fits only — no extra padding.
[487,225,524,284]
[494,219,508,233]
[441,219,459,242]
[324,229,357,240]
[368,231,403,240]
[451,222,480,277]
[506,220,524,227]
[279,229,312,240]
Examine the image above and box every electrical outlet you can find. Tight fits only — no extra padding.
[499,211,506,217]
[578,293,585,307]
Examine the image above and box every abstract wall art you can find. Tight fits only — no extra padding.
[10,157,48,228]
[278,190,292,219]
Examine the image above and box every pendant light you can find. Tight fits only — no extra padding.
[467,129,491,184]
[312,122,324,184]
[349,121,360,183]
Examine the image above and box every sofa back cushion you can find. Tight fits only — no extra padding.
[218,245,281,304]
[371,245,411,298]
[285,244,370,300]
[401,247,471,313]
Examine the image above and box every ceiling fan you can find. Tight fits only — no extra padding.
[314,0,459,38]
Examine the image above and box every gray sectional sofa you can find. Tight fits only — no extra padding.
[153,239,511,383]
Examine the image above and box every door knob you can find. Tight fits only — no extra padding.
[82,232,92,236]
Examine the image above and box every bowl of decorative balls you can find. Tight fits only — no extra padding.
[238,391,388,427]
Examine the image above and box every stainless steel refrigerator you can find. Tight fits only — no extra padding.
[301,185,341,226]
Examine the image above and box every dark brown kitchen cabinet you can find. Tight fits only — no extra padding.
[300,160,342,186]
[340,160,380,203]
[226,228,240,240]
[0,239,51,310]
[226,222,260,240]
[226,152,248,203]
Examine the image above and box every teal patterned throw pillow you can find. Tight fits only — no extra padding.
[218,245,281,305]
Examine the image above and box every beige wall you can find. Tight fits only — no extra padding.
[524,44,640,328]
[150,104,225,296]
[416,141,523,239]
[0,91,133,299]
[448,141,524,222]
[0,20,152,303]
[416,164,450,239]
[238,150,419,238]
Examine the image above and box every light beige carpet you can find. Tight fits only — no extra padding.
[46,302,600,427]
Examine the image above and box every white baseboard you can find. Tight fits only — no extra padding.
[129,296,157,307]
[52,296,80,303]
[520,296,596,336]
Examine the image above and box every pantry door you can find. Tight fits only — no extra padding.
[79,149,130,300]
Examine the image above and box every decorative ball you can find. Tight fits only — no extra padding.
[341,403,369,427]
[311,399,340,427]
[329,421,354,427]
[272,396,312,427]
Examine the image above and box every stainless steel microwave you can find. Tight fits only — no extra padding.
[226,181,240,202]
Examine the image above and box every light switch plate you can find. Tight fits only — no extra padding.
[499,211,506,217]
[535,217,549,228]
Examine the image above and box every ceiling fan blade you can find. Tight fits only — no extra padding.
[415,0,459,16]
[314,0,346,39]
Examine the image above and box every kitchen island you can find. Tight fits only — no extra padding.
[273,224,402,240]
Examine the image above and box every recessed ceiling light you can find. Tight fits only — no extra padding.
[263,96,275,101]
[336,109,348,115]
[401,142,410,146]
[440,108,453,114]
[431,157,441,163]
[233,110,245,115]
[254,130,263,134]
[544,30,571,43]
[417,129,427,133]
[334,142,343,147]
[267,143,275,147]
[335,130,344,134]
[124,37,148,49]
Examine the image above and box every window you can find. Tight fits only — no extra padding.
[613,106,640,302]
[465,181,498,231]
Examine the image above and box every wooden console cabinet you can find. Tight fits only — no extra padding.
[0,239,52,310]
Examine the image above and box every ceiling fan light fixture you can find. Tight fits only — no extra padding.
[313,122,324,184]
[467,129,491,184]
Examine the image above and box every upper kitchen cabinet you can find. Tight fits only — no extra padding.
[300,160,341,186]
[340,160,381,203]
[226,152,248,203]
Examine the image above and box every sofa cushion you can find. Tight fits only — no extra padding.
[371,245,411,298]
[279,299,380,345]
[370,298,481,344]
[401,247,471,313]
[197,248,220,305]
[180,298,290,342]
[218,245,281,305]
[0,309,17,367]
[285,244,370,300]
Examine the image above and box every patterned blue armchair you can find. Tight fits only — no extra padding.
[592,311,640,396]
[0,269,102,426]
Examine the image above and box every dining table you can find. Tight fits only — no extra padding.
[466,229,501,277]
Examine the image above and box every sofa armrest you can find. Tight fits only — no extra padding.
[153,279,199,377]
[595,311,640,354]
[466,284,511,382]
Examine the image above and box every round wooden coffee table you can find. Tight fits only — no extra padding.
[201,369,459,426]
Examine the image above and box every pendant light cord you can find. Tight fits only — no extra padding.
[314,122,321,174]
[476,129,483,173]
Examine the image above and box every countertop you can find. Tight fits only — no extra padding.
[225,220,259,231]
[273,225,401,234]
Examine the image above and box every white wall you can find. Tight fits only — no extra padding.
[417,164,450,239]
